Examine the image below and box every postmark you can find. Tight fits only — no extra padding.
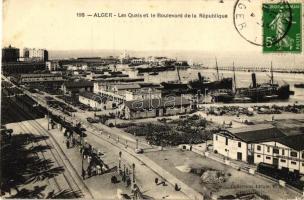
[233,0,301,53]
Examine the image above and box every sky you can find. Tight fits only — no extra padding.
[2,0,304,67]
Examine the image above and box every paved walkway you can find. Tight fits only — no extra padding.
[38,119,133,199]
[39,119,190,200]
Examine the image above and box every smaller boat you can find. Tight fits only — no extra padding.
[294,83,304,88]
[211,89,235,102]
[149,72,159,76]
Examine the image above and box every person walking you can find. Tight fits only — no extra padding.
[82,168,86,180]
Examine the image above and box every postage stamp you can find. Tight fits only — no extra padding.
[263,3,302,53]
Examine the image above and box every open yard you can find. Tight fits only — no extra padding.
[145,149,300,200]
[117,115,220,146]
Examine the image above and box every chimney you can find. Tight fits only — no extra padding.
[251,73,257,88]
[198,72,202,82]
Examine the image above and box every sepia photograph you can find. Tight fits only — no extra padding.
[1,0,304,199]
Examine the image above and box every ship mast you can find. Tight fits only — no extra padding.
[233,62,237,93]
[215,57,220,81]
[176,58,181,83]
[270,61,274,85]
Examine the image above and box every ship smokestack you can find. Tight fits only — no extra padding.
[198,72,202,82]
[252,73,257,88]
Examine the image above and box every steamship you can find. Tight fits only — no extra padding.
[236,63,291,101]
[161,59,233,94]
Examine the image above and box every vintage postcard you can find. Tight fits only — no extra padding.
[1,0,304,199]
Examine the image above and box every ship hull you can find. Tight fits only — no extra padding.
[237,84,290,101]
[189,78,233,91]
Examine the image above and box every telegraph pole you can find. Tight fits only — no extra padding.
[119,151,122,171]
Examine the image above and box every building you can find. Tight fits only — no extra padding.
[2,61,46,75]
[65,62,88,71]
[23,48,48,62]
[78,92,115,110]
[125,88,162,101]
[123,97,192,119]
[61,80,93,95]
[254,134,304,175]
[46,60,60,71]
[2,45,20,62]
[93,82,143,102]
[18,73,64,84]
[213,124,304,174]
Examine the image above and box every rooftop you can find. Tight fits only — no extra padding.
[125,97,191,111]
[275,134,304,151]
[94,77,144,83]
[79,92,108,103]
[20,73,60,78]
[115,84,141,90]
[64,80,93,88]
[226,124,286,143]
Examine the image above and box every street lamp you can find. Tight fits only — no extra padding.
[81,123,84,176]
[118,151,122,171]
[132,163,135,185]
[47,106,50,130]
[225,149,229,160]
[204,88,208,103]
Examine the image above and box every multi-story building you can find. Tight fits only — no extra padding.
[253,134,304,175]
[213,124,304,174]
[123,97,192,119]
[61,80,93,95]
[78,92,114,110]
[16,73,64,89]
[125,88,162,101]
[46,60,60,71]
[2,45,20,62]
[23,48,48,62]
[18,73,64,84]
[2,62,46,75]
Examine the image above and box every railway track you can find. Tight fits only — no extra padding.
[11,118,63,193]
[6,100,93,199]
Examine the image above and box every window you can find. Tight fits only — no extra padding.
[282,149,285,156]
[281,159,286,163]
[215,135,218,141]
[291,161,297,165]
[266,156,271,160]
[238,142,241,148]
[257,154,261,158]
[257,145,261,151]
[267,146,270,153]
[302,152,304,159]
[273,148,279,154]
[225,137,228,145]
[302,163,304,167]
[290,151,298,157]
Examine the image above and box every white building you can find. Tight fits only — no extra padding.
[253,134,304,175]
[78,92,114,110]
[125,88,162,101]
[213,124,304,174]
[23,48,48,61]
[18,73,63,84]
[93,82,141,102]
[46,60,60,71]
[65,63,88,71]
